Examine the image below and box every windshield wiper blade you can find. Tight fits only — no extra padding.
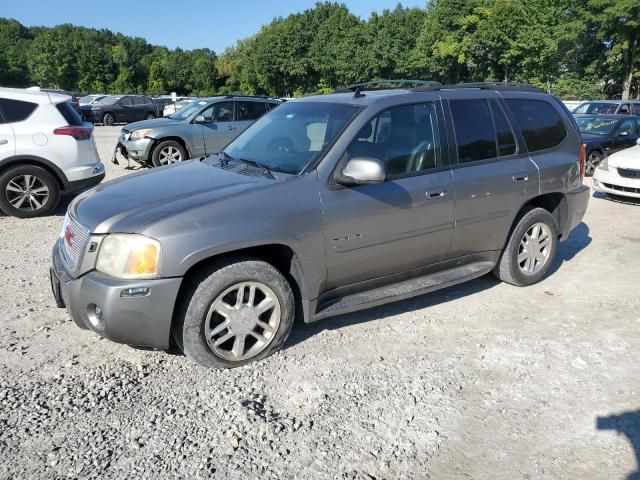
[239,158,275,179]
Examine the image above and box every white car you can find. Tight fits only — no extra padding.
[593,138,640,199]
[163,99,191,117]
[0,87,105,218]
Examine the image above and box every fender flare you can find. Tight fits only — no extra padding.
[0,155,70,190]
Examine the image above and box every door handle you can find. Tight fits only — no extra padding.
[512,174,529,183]
[426,188,447,199]
[227,126,237,131]
[0,139,7,145]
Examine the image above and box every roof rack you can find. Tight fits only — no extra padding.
[411,82,545,93]
[335,80,443,97]
[222,94,278,100]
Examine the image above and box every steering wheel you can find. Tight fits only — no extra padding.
[268,137,295,153]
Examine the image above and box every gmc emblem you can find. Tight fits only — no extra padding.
[64,226,74,248]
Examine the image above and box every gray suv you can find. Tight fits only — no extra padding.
[50,81,590,369]
[114,96,281,167]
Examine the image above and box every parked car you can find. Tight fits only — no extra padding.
[163,99,192,117]
[79,94,107,106]
[51,81,589,368]
[28,87,81,112]
[574,114,640,175]
[593,138,640,199]
[80,95,158,125]
[114,96,281,167]
[0,87,104,218]
[573,100,640,116]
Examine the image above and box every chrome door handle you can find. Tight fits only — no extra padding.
[426,188,447,199]
[0,139,8,145]
[512,174,529,183]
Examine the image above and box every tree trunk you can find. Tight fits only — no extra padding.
[622,33,637,100]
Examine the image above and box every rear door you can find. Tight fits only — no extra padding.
[115,96,134,123]
[200,101,237,154]
[0,100,16,160]
[236,101,268,133]
[444,93,539,258]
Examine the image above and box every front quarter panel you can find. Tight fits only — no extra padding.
[142,173,327,301]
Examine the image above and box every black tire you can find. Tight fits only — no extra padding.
[0,165,60,218]
[145,112,155,120]
[174,257,295,369]
[151,140,187,167]
[102,113,115,126]
[585,150,603,177]
[492,207,559,286]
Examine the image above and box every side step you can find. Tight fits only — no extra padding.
[314,261,494,320]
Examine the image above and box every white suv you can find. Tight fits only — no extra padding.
[0,87,105,218]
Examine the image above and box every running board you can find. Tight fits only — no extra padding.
[314,261,494,320]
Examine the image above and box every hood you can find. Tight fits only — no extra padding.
[124,117,181,131]
[70,160,274,234]
[608,145,640,169]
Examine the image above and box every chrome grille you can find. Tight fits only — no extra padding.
[60,214,90,269]
[618,168,640,179]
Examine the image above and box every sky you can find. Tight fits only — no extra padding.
[4,0,427,53]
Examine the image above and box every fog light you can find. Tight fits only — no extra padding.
[120,287,150,298]
[87,304,105,331]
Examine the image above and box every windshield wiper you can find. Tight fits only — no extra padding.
[238,158,275,179]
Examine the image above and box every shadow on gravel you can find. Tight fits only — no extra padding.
[547,221,591,276]
[286,273,500,350]
[598,410,640,480]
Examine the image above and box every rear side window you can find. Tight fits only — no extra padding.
[56,102,83,126]
[634,104,640,116]
[450,99,497,162]
[490,100,517,156]
[237,101,267,121]
[0,98,38,123]
[506,99,567,152]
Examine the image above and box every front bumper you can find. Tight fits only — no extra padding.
[121,136,155,163]
[51,240,182,349]
[592,168,640,199]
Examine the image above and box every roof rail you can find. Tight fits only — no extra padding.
[223,94,278,100]
[411,82,545,93]
[335,80,443,97]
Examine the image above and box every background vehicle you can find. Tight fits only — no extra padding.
[79,94,107,106]
[573,100,640,116]
[593,138,640,199]
[80,95,158,125]
[0,87,104,218]
[163,99,192,117]
[116,95,281,167]
[51,82,589,368]
[28,87,81,112]
[574,114,640,175]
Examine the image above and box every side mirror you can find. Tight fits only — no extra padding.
[194,115,206,124]
[336,157,385,186]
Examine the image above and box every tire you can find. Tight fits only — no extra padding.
[145,113,155,120]
[0,165,60,218]
[585,150,603,177]
[102,113,115,126]
[174,257,295,369]
[492,207,559,286]
[151,140,187,167]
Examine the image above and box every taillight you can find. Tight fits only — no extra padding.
[578,143,586,180]
[53,126,91,141]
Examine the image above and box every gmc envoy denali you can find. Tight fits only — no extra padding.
[51,81,590,369]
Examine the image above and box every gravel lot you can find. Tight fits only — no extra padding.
[1,126,639,480]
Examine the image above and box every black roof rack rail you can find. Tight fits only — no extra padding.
[222,94,279,100]
[335,80,443,97]
[411,82,545,93]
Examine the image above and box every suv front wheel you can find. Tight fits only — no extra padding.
[174,257,295,368]
[152,140,187,167]
[493,207,558,286]
[0,165,60,218]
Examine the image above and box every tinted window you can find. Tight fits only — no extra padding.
[201,101,234,122]
[347,103,441,176]
[506,99,567,152]
[573,102,618,115]
[618,119,635,135]
[0,98,38,123]
[619,104,631,115]
[634,104,640,116]
[490,100,516,156]
[450,99,497,162]
[119,97,133,106]
[56,102,83,126]
[237,101,267,121]
[576,117,619,135]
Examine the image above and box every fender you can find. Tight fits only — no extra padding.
[0,155,70,190]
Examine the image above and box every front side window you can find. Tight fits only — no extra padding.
[506,99,567,152]
[224,101,358,175]
[573,102,618,115]
[575,117,618,135]
[201,101,234,122]
[238,101,267,121]
[0,98,38,123]
[617,119,635,136]
[346,102,441,176]
[450,99,497,163]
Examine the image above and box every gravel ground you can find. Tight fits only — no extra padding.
[1,126,639,479]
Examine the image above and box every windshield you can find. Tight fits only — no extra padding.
[573,102,618,114]
[223,102,359,175]
[170,99,208,120]
[575,117,618,135]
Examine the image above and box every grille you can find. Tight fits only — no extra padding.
[61,215,90,269]
[617,168,640,179]
[602,182,640,194]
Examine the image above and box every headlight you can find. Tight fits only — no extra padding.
[598,158,609,171]
[129,129,152,140]
[96,234,161,279]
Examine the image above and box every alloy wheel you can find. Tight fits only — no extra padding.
[518,222,552,275]
[5,174,50,212]
[204,282,281,362]
[158,146,183,165]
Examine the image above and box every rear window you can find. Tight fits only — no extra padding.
[56,102,83,126]
[237,101,267,121]
[0,98,38,123]
[506,99,567,152]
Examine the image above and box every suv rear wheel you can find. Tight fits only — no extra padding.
[174,257,295,368]
[493,207,558,286]
[0,165,60,218]
[151,140,187,167]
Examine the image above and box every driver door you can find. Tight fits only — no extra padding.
[200,101,238,154]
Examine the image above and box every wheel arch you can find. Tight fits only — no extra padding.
[514,192,568,241]
[149,136,193,160]
[0,155,68,191]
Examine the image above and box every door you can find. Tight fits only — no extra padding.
[236,101,268,133]
[131,97,147,121]
[116,96,134,123]
[319,101,455,288]
[445,97,539,258]
[0,122,15,160]
[610,118,638,153]
[199,101,237,154]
